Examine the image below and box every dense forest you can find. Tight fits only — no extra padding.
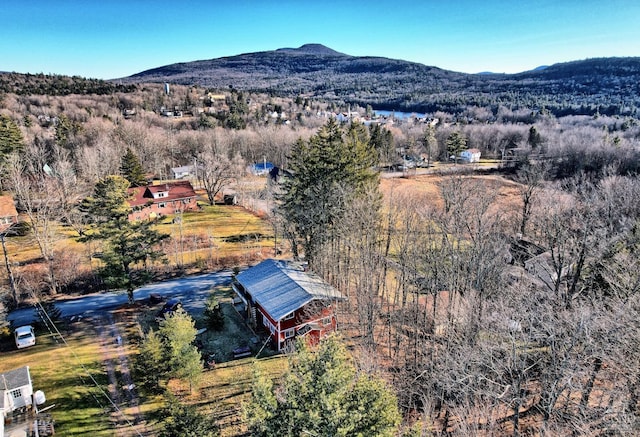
[0,72,136,96]
[2,68,640,435]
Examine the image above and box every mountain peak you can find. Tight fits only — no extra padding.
[277,44,346,56]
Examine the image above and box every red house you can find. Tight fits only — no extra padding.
[233,259,345,352]
[128,181,199,221]
[0,195,19,233]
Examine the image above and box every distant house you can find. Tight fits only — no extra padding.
[128,181,199,221]
[122,108,136,119]
[0,195,18,233]
[524,249,572,292]
[460,148,481,163]
[251,161,275,176]
[170,164,196,180]
[232,259,345,352]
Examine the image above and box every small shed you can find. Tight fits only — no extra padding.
[460,148,481,163]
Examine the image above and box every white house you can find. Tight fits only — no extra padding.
[1,366,34,435]
[170,164,196,179]
[460,148,481,163]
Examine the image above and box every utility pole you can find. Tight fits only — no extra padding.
[1,229,18,305]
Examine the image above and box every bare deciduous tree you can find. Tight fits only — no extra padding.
[514,160,549,236]
[196,141,245,205]
[5,149,62,295]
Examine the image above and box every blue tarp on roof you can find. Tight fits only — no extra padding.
[252,162,275,174]
[235,259,344,321]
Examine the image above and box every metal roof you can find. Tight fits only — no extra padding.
[0,366,31,409]
[235,259,344,321]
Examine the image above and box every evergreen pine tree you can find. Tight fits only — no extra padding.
[79,175,168,302]
[203,295,224,330]
[136,329,166,392]
[159,308,202,391]
[0,114,24,167]
[245,334,401,436]
[446,131,467,163]
[120,148,147,187]
[278,119,379,268]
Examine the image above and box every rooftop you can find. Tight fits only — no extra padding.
[128,180,197,207]
[0,366,31,410]
[235,259,344,321]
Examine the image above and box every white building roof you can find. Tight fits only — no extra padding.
[0,366,31,411]
[235,259,344,321]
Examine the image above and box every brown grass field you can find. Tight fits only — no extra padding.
[1,201,275,301]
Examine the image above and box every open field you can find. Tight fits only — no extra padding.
[380,171,522,211]
[0,324,114,435]
[155,203,275,268]
[1,202,275,301]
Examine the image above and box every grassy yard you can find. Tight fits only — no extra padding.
[132,282,287,436]
[2,203,274,267]
[155,203,275,267]
[1,202,276,300]
[0,326,113,436]
[186,355,287,436]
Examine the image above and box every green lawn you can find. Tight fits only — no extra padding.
[155,204,276,266]
[0,327,113,436]
[135,283,287,436]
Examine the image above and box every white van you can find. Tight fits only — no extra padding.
[14,325,36,349]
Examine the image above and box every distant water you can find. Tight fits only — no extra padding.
[373,109,427,119]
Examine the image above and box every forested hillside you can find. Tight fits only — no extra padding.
[0,72,136,96]
[123,45,640,117]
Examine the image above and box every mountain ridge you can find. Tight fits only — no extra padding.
[12,44,637,117]
[122,46,640,116]
[123,44,640,81]
[275,43,347,56]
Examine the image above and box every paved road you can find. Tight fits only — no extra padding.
[8,270,233,327]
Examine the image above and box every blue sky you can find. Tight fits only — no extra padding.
[1,0,639,79]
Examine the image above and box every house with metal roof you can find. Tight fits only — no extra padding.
[233,259,345,352]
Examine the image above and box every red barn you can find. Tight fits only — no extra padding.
[233,259,345,352]
[128,181,198,221]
